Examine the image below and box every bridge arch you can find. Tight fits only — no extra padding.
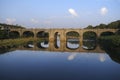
[9,31,20,39]
[66,31,80,50]
[37,31,49,38]
[83,31,97,40]
[23,31,34,37]
[82,31,97,50]
[100,31,115,37]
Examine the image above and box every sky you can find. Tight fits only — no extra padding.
[0,0,120,28]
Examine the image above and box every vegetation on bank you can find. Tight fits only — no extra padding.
[0,38,48,47]
[85,20,120,29]
[99,35,120,49]
[0,23,25,29]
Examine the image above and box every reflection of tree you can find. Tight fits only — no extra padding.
[83,41,96,50]
[0,46,16,54]
[83,31,97,40]
[99,36,120,64]
[106,49,120,64]
[23,41,34,48]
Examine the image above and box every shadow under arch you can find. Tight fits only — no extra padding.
[83,31,97,50]
[9,31,20,39]
[100,31,115,37]
[66,31,80,50]
[23,31,34,37]
[36,31,49,38]
[54,32,60,49]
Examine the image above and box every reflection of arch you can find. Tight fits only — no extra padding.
[37,40,49,49]
[66,31,80,50]
[100,31,114,36]
[23,31,34,37]
[83,31,97,50]
[54,32,60,48]
[23,41,34,48]
[83,31,97,40]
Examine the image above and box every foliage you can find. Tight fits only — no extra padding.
[83,31,97,40]
[9,31,20,39]
[85,20,120,29]
[66,31,79,37]
[98,35,120,48]
[0,30,9,39]
[0,23,25,29]
[85,25,93,29]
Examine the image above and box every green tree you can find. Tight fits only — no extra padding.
[85,25,94,29]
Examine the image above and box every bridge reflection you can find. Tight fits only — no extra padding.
[17,41,105,53]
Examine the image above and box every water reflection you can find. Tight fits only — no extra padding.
[105,48,120,64]
[0,41,120,80]
[37,40,49,49]
[99,54,106,62]
[68,53,77,61]
[24,41,34,48]
[66,38,79,50]
[54,32,60,48]
[82,40,96,50]
[0,39,120,64]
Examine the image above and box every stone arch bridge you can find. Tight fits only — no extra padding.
[10,28,118,51]
[10,28,118,40]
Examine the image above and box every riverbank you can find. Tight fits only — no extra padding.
[0,38,48,47]
[98,35,120,50]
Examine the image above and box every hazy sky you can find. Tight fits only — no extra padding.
[0,0,120,28]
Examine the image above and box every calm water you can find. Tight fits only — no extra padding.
[0,50,120,80]
[0,40,120,80]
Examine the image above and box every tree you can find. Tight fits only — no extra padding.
[85,25,94,29]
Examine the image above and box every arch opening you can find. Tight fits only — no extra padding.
[9,31,20,39]
[83,31,97,50]
[66,31,80,50]
[23,31,34,37]
[37,31,49,38]
[54,32,60,49]
[100,31,115,37]
[37,31,49,49]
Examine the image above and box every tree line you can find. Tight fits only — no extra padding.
[0,23,25,30]
[85,20,120,29]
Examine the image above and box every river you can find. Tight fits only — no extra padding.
[0,39,120,80]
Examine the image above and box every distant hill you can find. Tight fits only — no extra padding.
[0,23,25,30]
[85,20,120,29]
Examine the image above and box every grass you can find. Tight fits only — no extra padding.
[0,38,49,47]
